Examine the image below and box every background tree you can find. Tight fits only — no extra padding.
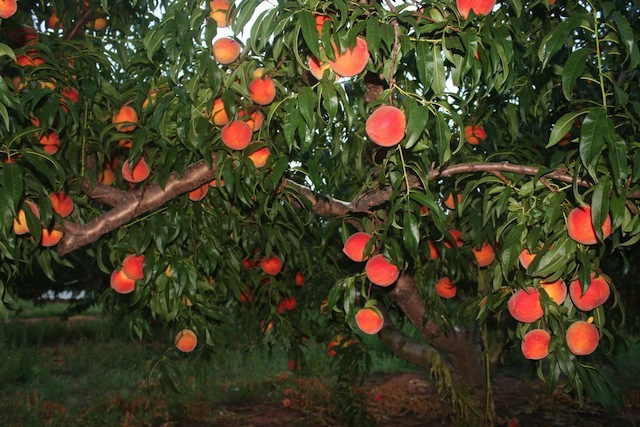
[1,0,640,424]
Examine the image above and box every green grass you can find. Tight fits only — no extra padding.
[9,300,105,319]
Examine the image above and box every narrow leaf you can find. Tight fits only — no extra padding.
[561,48,590,101]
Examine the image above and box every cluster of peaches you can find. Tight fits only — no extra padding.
[12,192,73,247]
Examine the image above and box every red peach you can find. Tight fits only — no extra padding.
[175,329,198,353]
[342,232,372,262]
[508,287,543,323]
[40,228,63,247]
[365,254,399,287]
[209,0,230,27]
[122,254,145,281]
[464,125,487,145]
[472,242,495,267]
[13,201,40,235]
[188,183,209,201]
[0,0,17,19]
[260,255,282,276]
[365,106,406,147]
[427,240,439,260]
[248,146,271,168]
[210,98,230,126]
[540,279,567,305]
[110,269,136,294]
[49,192,74,218]
[567,205,612,245]
[435,277,457,299]
[328,37,369,77]
[249,77,277,106]
[221,120,253,150]
[566,320,599,356]
[39,132,60,155]
[295,272,304,286]
[456,0,496,19]
[569,273,610,311]
[355,308,384,334]
[212,37,241,64]
[444,229,464,248]
[113,105,138,132]
[521,329,551,360]
[121,157,150,183]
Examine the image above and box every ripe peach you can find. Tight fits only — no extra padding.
[260,255,282,276]
[99,167,115,185]
[519,248,536,269]
[435,277,457,299]
[40,228,63,247]
[314,14,331,34]
[277,295,297,313]
[16,52,45,67]
[188,183,209,201]
[464,124,487,145]
[248,146,271,168]
[540,279,567,305]
[49,192,74,218]
[521,329,551,360]
[567,205,612,245]
[295,272,304,286]
[355,308,384,334]
[342,232,372,262]
[238,109,264,132]
[110,269,136,294]
[249,76,277,106]
[566,320,599,356]
[0,0,17,19]
[326,335,353,357]
[212,37,241,65]
[118,139,132,149]
[472,242,495,267]
[569,274,610,311]
[122,254,145,281]
[60,87,79,112]
[141,90,158,110]
[221,120,253,150]
[47,11,63,29]
[365,254,399,287]
[456,0,496,19]
[444,192,462,209]
[328,37,369,77]
[88,16,107,31]
[365,106,406,147]
[210,98,230,126]
[508,287,543,323]
[309,56,332,80]
[39,132,60,155]
[121,157,150,183]
[427,240,439,260]
[175,329,198,353]
[210,0,231,27]
[13,201,40,235]
[444,229,464,248]
[113,105,138,132]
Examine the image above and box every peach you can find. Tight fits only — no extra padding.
[99,167,115,185]
[277,295,297,313]
[435,277,457,299]
[540,279,567,305]
[13,201,39,235]
[121,157,150,183]
[47,11,63,29]
[472,242,495,267]
[444,192,463,209]
[326,335,353,357]
[569,274,610,311]
[188,183,209,201]
[212,37,241,65]
[0,0,17,19]
[142,90,158,110]
[444,229,464,248]
[40,228,64,247]
[365,254,399,287]
[16,52,45,67]
[328,37,369,77]
[175,329,198,353]
[567,205,612,245]
[508,287,543,323]
[260,255,282,276]
[521,329,551,360]
[249,76,277,106]
[113,105,138,132]
[519,248,537,269]
[427,240,439,260]
[566,320,599,356]
[464,124,487,145]
[118,139,132,149]
[122,254,145,281]
[210,98,230,126]
[365,106,406,147]
[221,120,253,150]
[39,132,60,155]
[314,14,331,34]
[456,0,496,19]
[309,56,332,80]
[248,146,271,168]
[355,308,384,334]
[342,232,372,262]
[49,192,74,218]
[60,87,79,112]
[88,16,107,31]
[8,25,38,47]
[210,0,231,27]
[110,269,136,294]
[238,109,264,131]
[295,272,304,286]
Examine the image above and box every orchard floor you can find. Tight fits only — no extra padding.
[183,372,640,427]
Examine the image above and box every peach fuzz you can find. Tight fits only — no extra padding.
[355,308,384,334]
[49,192,74,218]
[188,183,209,201]
[39,132,60,155]
[508,287,543,323]
[209,0,230,27]
[40,228,64,247]
[435,277,457,299]
[472,242,496,267]
[221,120,253,150]
[456,0,496,19]
[175,329,198,353]
[567,205,612,245]
[249,77,277,106]
[540,279,567,305]
[248,146,271,168]
[122,157,150,183]
[521,329,551,360]
[0,0,17,19]
[122,254,145,281]
[444,229,464,248]
[329,37,370,77]
[464,124,487,145]
[569,274,610,311]
[342,232,372,262]
[113,105,138,132]
[260,255,282,276]
[110,269,136,294]
[210,98,230,126]
[13,201,40,235]
[444,192,463,209]
[365,106,406,147]
[365,254,399,287]
[566,320,599,356]
[212,37,241,65]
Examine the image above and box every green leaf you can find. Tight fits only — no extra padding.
[404,103,429,149]
[529,236,576,279]
[591,176,611,242]
[561,48,590,101]
[2,163,23,217]
[604,124,627,191]
[298,10,321,59]
[538,14,583,68]
[547,110,588,147]
[431,44,446,94]
[402,209,420,257]
[0,43,16,61]
[297,86,316,130]
[580,108,608,177]
[415,41,434,90]
[612,12,640,69]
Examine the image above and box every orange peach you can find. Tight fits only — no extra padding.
[175,329,198,353]
[472,242,495,267]
[569,273,610,311]
[248,146,271,168]
[464,124,487,145]
[99,167,115,185]
[309,56,333,80]
[277,295,297,313]
[238,109,264,132]
[141,90,158,110]
[121,157,150,183]
[49,192,74,218]
[16,52,45,67]
[249,76,277,106]
[118,139,132,149]
[435,277,457,299]
[456,0,496,19]
[328,37,369,77]
[444,192,462,209]
[88,16,107,31]
[508,287,543,323]
[110,269,136,294]
[444,229,464,248]
[188,183,209,201]
[427,240,439,260]
[210,0,231,27]
[210,98,230,126]
[40,228,64,247]
[519,248,537,269]
[0,0,17,19]
[260,255,282,276]
[122,254,145,281]
[113,105,138,132]
[212,37,241,65]
[60,87,79,112]
[314,14,331,34]
[221,120,253,150]
[540,279,567,305]
[342,232,372,262]
[13,201,40,235]
[355,307,384,334]
[566,320,599,356]
[521,329,551,360]
[39,132,60,155]
[295,272,304,286]
[365,106,406,147]
[567,205,612,245]
[365,254,399,287]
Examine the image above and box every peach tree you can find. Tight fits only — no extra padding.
[1,0,639,422]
